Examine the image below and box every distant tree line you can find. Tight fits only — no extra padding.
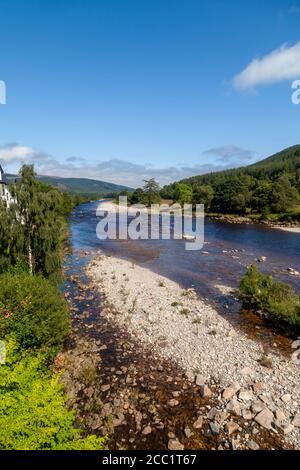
[160,147,300,217]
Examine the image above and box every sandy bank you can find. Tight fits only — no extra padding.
[272,226,300,234]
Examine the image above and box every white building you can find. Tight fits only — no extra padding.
[0,165,16,207]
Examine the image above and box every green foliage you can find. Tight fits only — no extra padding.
[0,272,70,355]
[173,183,193,205]
[129,187,145,204]
[142,178,161,206]
[0,338,106,450]
[128,179,161,206]
[192,184,214,210]
[239,265,300,328]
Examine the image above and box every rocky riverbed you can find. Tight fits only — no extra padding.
[84,253,300,449]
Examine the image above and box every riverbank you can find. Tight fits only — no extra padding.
[87,254,300,448]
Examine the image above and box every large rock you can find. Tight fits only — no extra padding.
[292,413,300,427]
[225,421,239,436]
[226,399,241,416]
[254,409,273,429]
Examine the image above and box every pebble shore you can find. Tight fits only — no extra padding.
[87,254,300,448]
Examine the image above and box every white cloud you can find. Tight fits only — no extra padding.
[0,144,37,162]
[0,142,255,187]
[233,42,300,90]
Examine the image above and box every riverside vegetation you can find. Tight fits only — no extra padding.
[0,165,106,450]
[239,265,300,331]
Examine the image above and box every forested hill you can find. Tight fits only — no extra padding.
[160,145,300,218]
[6,173,133,197]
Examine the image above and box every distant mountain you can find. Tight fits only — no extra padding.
[6,174,134,196]
[179,145,300,187]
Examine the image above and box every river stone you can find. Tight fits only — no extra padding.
[280,424,294,435]
[292,413,300,427]
[168,399,179,407]
[281,393,291,403]
[248,440,260,450]
[275,409,286,424]
[168,439,184,450]
[100,384,110,392]
[209,422,220,435]
[195,374,206,386]
[226,399,241,416]
[142,425,152,435]
[225,421,239,436]
[184,427,193,438]
[255,409,273,429]
[199,385,212,398]
[222,382,240,400]
[252,382,263,393]
[239,389,253,401]
[193,416,203,429]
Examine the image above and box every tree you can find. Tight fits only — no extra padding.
[11,165,65,282]
[129,187,145,204]
[142,178,160,206]
[192,184,214,210]
[0,200,25,273]
[269,175,299,212]
[173,183,193,205]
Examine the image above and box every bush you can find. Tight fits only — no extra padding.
[0,338,106,450]
[0,272,70,354]
[239,264,300,328]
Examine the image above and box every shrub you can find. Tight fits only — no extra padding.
[0,272,70,354]
[239,264,300,328]
[0,338,106,450]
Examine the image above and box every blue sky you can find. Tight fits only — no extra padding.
[1,0,300,186]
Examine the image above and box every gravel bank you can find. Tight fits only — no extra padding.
[87,254,300,447]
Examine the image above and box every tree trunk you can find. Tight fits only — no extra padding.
[28,236,33,274]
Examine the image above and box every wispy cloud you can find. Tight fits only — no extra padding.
[0,143,255,187]
[233,42,300,90]
[202,144,255,163]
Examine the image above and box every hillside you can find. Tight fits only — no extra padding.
[179,145,300,187]
[6,174,133,197]
[161,146,300,219]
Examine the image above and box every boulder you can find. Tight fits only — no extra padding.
[254,409,273,429]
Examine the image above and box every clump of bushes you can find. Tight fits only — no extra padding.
[239,264,300,329]
[0,272,70,355]
[0,338,105,450]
